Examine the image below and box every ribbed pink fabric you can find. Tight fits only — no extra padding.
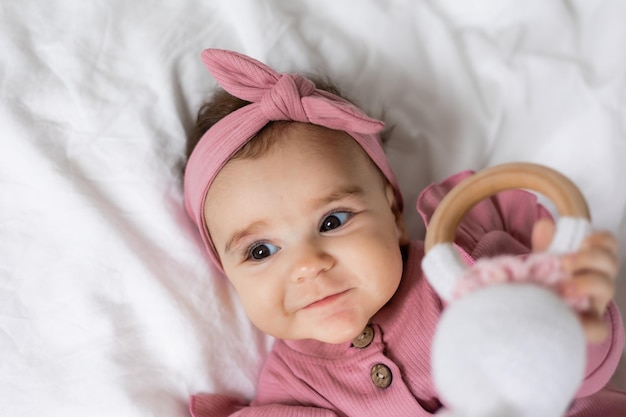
[183,49,402,270]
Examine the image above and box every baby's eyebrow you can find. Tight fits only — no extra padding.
[224,221,268,255]
[309,185,366,208]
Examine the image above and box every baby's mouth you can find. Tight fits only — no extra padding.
[303,289,351,310]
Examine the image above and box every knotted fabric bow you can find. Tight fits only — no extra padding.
[184,49,402,271]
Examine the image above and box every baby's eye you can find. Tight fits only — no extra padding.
[320,211,352,233]
[247,242,279,261]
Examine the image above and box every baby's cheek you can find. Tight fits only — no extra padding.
[242,301,280,336]
[357,234,403,294]
[241,283,290,331]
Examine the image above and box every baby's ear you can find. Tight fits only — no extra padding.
[385,184,410,245]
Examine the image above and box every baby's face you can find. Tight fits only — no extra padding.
[204,123,406,344]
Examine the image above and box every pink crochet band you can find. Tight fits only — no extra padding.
[453,253,591,311]
[184,49,402,271]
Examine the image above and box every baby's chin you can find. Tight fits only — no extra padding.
[266,327,361,345]
[303,318,371,345]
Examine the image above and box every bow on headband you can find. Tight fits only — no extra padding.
[184,48,402,271]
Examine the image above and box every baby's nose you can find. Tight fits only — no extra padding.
[290,240,334,283]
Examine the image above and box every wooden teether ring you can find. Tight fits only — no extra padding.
[421,163,591,302]
[424,162,590,253]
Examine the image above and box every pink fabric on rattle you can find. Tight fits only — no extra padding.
[453,253,591,311]
[184,49,402,271]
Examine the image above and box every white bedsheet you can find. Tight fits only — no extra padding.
[1,1,625,415]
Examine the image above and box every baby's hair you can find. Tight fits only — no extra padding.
[186,76,352,162]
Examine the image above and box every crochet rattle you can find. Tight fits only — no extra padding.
[422,162,592,417]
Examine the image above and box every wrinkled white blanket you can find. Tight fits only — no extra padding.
[1,1,624,416]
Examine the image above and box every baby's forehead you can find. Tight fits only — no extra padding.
[206,147,378,235]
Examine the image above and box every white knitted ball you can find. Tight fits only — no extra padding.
[431,284,586,417]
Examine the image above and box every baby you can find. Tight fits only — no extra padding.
[184,49,626,416]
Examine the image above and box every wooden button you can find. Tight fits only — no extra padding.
[352,325,374,348]
[370,363,392,388]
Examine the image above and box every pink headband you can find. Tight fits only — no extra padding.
[184,48,403,270]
